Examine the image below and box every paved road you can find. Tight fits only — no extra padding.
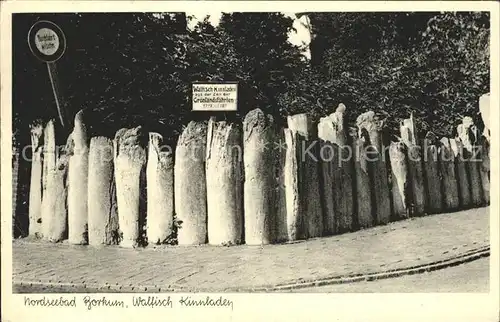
[14,256,490,293]
[12,207,489,292]
[289,257,490,293]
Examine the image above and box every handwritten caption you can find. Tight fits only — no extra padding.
[24,295,234,311]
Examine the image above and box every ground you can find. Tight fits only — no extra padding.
[12,207,489,293]
[291,257,489,293]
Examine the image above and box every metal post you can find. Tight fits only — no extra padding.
[46,62,67,128]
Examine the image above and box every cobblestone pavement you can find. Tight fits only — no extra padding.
[12,207,489,292]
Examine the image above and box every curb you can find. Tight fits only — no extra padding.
[267,246,490,292]
[14,246,490,293]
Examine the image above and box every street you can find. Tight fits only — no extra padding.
[291,257,489,293]
[12,207,489,293]
[14,257,489,293]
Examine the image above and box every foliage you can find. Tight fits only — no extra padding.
[300,12,490,138]
[186,12,304,126]
[13,13,188,146]
[12,11,490,146]
[419,12,490,135]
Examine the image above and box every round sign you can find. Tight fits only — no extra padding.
[28,20,66,62]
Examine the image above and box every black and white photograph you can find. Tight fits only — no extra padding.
[1,1,499,321]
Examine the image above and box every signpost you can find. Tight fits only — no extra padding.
[28,20,67,128]
[192,82,238,112]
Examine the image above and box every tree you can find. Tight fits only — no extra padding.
[419,11,490,135]
[13,13,188,145]
[185,12,304,126]
[301,12,490,137]
[13,11,490,142]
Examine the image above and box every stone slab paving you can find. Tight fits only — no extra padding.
[12,207,489,292]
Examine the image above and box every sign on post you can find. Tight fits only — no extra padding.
[28,20,66,63]
[28,20,67,127]
[192,82,238,111]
